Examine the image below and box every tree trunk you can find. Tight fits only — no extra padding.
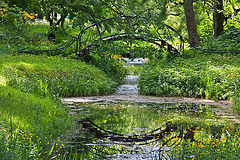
[213,0,224,37]
[56,14,68,30]
[183,0,200,47]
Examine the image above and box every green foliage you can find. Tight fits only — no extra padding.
[0,3,36,52]
[197,17,213,41]
[84,51,128,83]
[1,0,240,158]
[128,64,145,76]
[0,2,60,54]
[171,126,240,159]
[233,80,240,112]
[0,53,120,159]
[203,26,240,51]
[139,52,240,101]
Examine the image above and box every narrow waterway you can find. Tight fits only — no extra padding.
[116,58,145,95]
[116,75,139,95]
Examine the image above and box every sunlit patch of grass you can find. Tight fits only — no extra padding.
[15,62,35,73]
[0,75,6,86]
[0,54,117,97]
[0,85,69,135]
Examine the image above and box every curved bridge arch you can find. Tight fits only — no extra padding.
[76,15,185,57]
[77,32,182,57]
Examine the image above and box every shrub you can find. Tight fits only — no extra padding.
[202,26,240,51]
[84,51,128,83]
[0,3,38,52]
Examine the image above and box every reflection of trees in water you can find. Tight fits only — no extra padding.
[81,119,180,143]
[66,102,227,159]
[71,119,205,159]
[76,119,226,158]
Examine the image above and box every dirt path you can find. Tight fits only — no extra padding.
[62,95,231,107]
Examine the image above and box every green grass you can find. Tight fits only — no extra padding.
[139,51,240,102]
[0,85,70,159]
[166,125,240,159]
[0,54,117,97]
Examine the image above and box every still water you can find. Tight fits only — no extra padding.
[65,101,232,159]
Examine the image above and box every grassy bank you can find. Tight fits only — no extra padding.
[0,53,120,159]
[0,54,117,97]
[139,52,240,110]
[165,124,240,159]
[0,85,69,159]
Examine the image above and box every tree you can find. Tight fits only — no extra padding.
[213,0,224,37]
[183,0,200,47]
[199,0,240,38]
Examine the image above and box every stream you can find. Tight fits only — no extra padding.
[116,58,149,95]
[62,58,239,159]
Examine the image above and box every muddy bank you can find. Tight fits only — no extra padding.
[63,95,240,124]
[62,95,232,107]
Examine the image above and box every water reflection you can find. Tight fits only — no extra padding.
[66,102,235,159]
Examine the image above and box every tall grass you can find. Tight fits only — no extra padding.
[0,85,70,159]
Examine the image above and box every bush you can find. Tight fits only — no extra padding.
[202,26,240,51]
[84,51,128,83]
[0,3,38,52]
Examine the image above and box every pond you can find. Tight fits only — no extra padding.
[64,101,238,159]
